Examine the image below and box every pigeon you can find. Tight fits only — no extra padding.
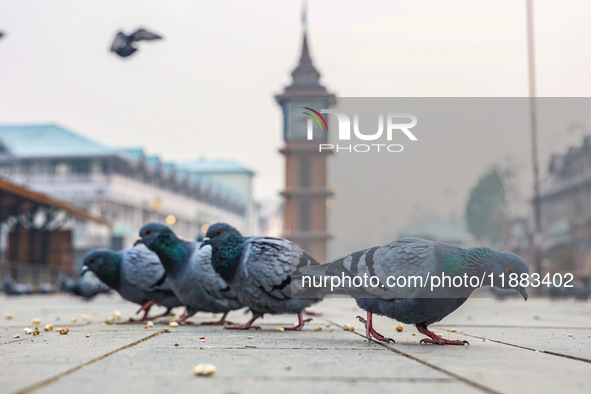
[3,275,33,295]
[135,223,243,325]
[60,271,111,300]
[110,28,163,58]
[200,222,323,330]
[82,246,183,321]
[37,282,55,294]
[301,237,529,345]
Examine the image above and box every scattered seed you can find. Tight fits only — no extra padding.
[343,325,355,332]
[169,322,179,328]
[32,318,41,324]
[199,336,205,339]
[164,328,171,333]
[447,328,457,333]
[86,333,90,338]
[71,317,78,323]
[193,363,217,376]
[276,327,285,332]
[6,313,14,320]
[412,333,417,336]
[247,336,253,339]
[24,328,33,334]
[325,323,330,328]
[44,324,54,332]
[201,339,206,342]
[81,315,90,320]
[146,321,154,328]
[57,327,69,335]
[315,326,322,331]
[33,327,40,336]
[395,324,404,332]
[14,334,21,338]
[568,333,574,337]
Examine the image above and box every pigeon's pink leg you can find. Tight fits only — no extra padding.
[130,301,157,321]
[357,313,395,343]
[283,313,312,331]
[224,315,262,330]
[161,311,196,325]
[201,312,235,325]
[418,326,469,345]
[303,309,322,317]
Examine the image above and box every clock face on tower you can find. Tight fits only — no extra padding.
[283,98,330,141]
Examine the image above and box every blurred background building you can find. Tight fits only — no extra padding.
[540,136,591,277]
[0,124,254,277]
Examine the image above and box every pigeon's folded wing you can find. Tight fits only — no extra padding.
[190,243,238,302]
[122,247,171,292]
[242,237,312,300]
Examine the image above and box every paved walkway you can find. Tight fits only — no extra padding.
[1,293,590,394]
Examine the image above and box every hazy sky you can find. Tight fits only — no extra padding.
[1,0,590,207]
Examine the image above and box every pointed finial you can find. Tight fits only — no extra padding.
[301,0,308,31]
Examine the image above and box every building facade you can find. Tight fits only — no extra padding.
[0,125,252,264]
[540,136,591,276]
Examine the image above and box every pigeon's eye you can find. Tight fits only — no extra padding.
[89,259,95,264]
[146,230,152,235]
[216,230,222,236]
[507,267,514,274]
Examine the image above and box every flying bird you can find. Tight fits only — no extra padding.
[136,223,243,325]
[110,28,163,58]
[201,222,323,330]
[302,237,529,345]
[82,246,183,321]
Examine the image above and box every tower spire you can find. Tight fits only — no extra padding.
[300,0,310,60]
[275,0,333,99]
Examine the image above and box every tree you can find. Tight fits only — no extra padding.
[465,167,506,244]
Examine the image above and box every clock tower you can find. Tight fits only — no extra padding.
[275,17,335,263]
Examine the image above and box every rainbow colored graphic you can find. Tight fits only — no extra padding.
[302,107,328,131]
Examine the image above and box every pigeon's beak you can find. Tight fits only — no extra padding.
[80,266,89,277]
[134,239,144,246]
[517,285,528,301]
[200,237,210,249]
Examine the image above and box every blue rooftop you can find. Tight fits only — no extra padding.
[0,124,112,158]
[178,159,255,175]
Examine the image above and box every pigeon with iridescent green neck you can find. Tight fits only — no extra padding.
[136,223,243,325]
[301,238,529,344]
[201,222,323,330]
[82,247,183,321]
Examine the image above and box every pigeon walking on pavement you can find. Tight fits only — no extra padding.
[200,222,323,330]
[82,247,183,321]
[60,270,111,300]
[301,237,529,345]
[136,223,243,325]
[110,28,162,58]
[3,275,33,295]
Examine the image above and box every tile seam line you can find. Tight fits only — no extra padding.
[457,332,591,364]
[12,329,166,394]
[328,320,501,394]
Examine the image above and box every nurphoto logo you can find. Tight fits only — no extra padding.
[303,107,419,153]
